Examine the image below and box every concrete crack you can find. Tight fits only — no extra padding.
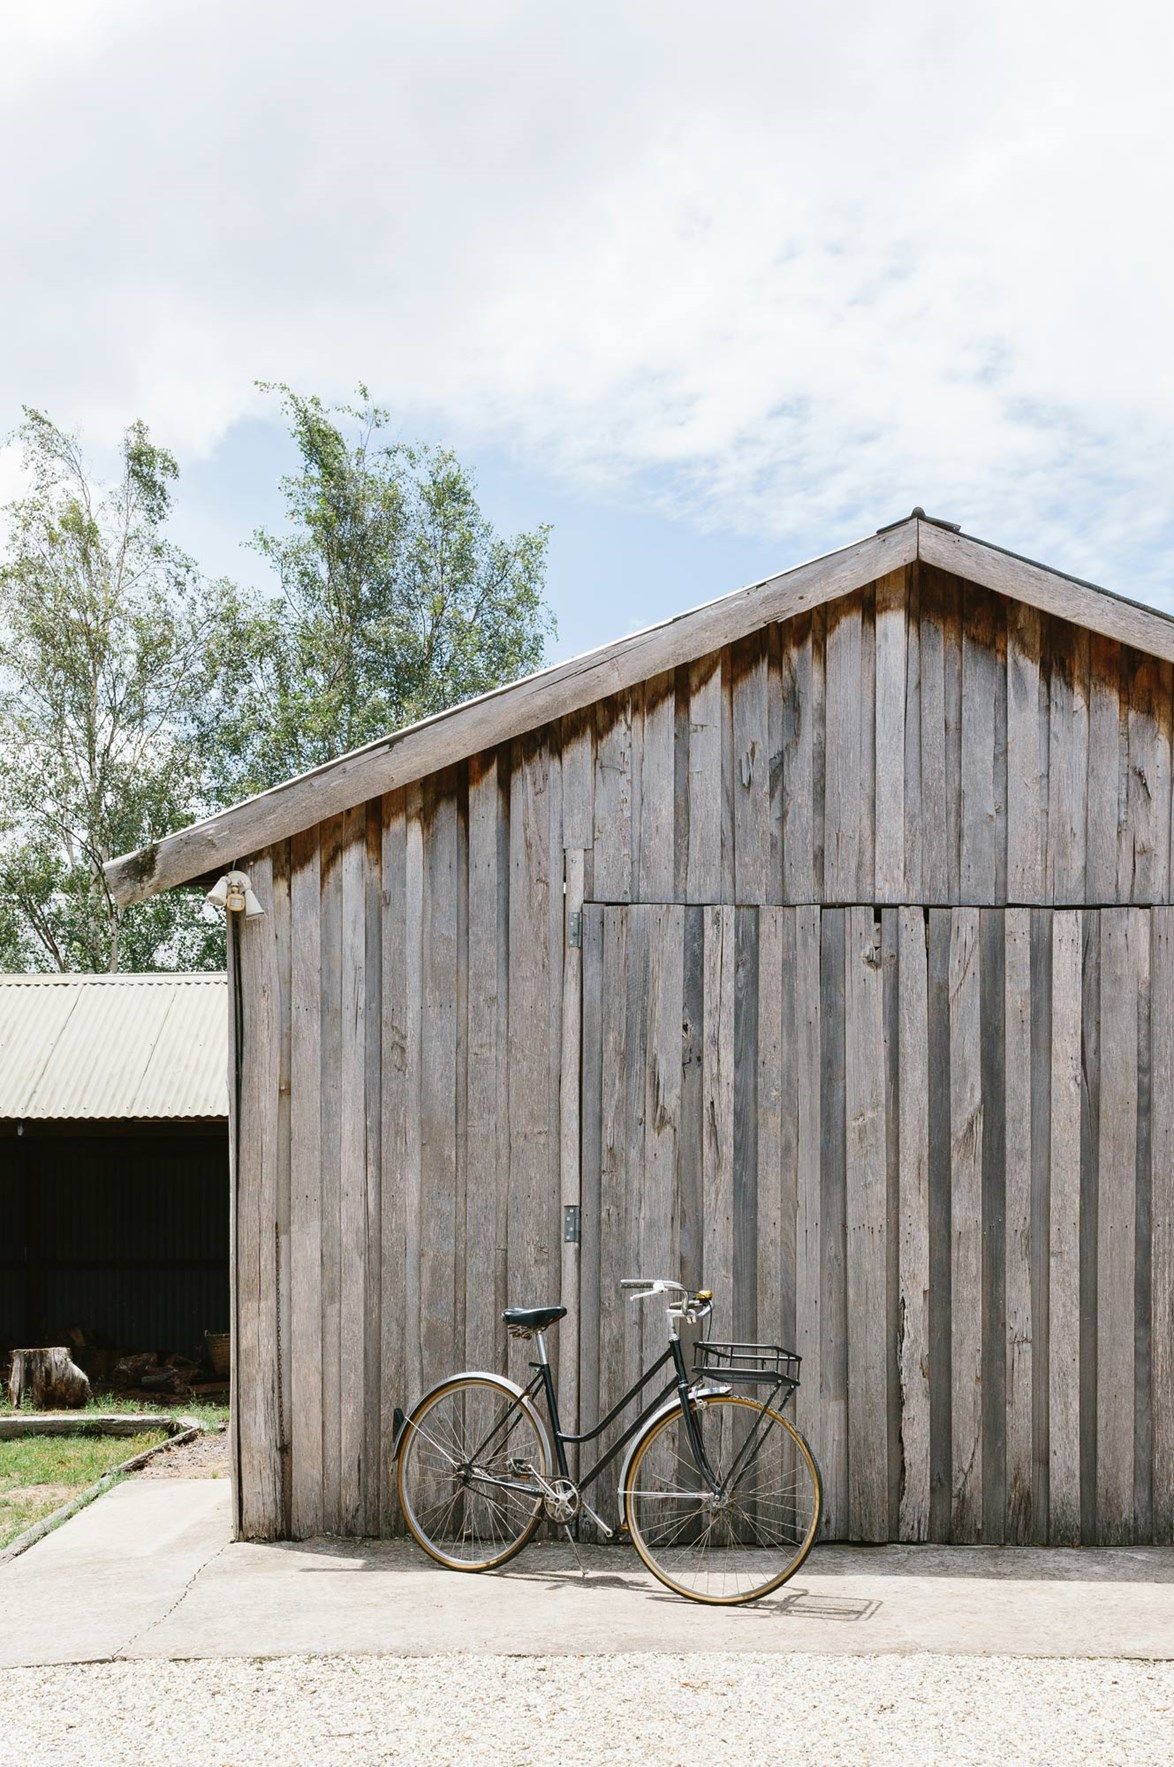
[115,1536,230,1660]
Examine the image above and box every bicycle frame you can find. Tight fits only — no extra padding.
[455,1323,793,1517]
[507,1328,784,1501]
[525,1333,716,1496]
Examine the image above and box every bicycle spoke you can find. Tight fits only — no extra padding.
[625,1395,820,1603]
[398,1379,546,1570]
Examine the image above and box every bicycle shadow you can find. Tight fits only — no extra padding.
[498,1549,881,1624]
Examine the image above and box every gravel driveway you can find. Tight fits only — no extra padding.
[3,1652,1171,1765]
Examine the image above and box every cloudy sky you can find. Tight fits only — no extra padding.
[3,1,1173,658]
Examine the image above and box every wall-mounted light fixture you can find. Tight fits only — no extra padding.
[206,869,265,918]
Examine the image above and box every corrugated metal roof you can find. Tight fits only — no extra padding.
[0,974,228,1120]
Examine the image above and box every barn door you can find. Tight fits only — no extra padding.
[579,903,1173,1547]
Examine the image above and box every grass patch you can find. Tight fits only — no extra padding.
[0,1430,167,1549]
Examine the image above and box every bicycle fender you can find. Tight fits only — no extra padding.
[616,1384,728,1501]
[394,1370,553,1473]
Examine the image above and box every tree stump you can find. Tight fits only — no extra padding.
[7,1347,91,1410]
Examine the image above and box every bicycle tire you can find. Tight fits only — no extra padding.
[397,1374,550,1572]
[623,1393,822,1605]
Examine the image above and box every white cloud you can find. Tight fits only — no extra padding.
[2,0,1173,595]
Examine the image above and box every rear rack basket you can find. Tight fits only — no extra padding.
[693,1341,801,1397]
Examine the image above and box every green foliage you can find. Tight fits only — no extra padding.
[220,384,554,794]
[0,390,556,972]
[0,410,259,971]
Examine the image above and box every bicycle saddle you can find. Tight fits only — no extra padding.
[501,1304,567,1337]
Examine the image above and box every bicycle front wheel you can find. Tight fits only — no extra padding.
[624,1393,821,1604]
[397,1376,550,1571]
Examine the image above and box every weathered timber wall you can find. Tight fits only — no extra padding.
[581,903,1173,1546]
[228,562,1174,1541]
[583,562,1174,909]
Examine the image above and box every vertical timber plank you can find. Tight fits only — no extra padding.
[767,626,785,901]
[732,908,759,1346]
[642,905,684,1370]
[845,906,888,1539]
[820,908,848,1536]
[559,846,587,1441]
[378,796,408,1532]
[960,589,997,903]
[419,786,459,1401]
[702,906,736,1330]
[289,827,322,1538]
[1048,625,1089,904]
[508,737,561,1382]
[362,808,384,1533]
[318,816,343,1531]
[1049,909,1083,1543]
[874,568,907,902]
[1004,908,1034,1542]
[793,906,822,1492]
[949,908,983,1540]
[824,597,862,902]
[732,635,770,904]
[980,907,1007,1545]
[1096,908,1139,1542]
[578,904,604,1485]
[942,576,964,903]
[903,563,923,901]
[236,853,283,1538]
[1150,909,1174,1542]
[920,582,949,904]
[857,589,877,900]
[780,615,815,904]
[1086,636,1123,904]
[1123,657,1172,903]
[593,696,635,902]
[465,757,503,1376]
[597,906,629,1448]
[926,909,952,1540]
[1006,605,1045,902]
[678,907,706,1296]
[638,675,676,902]
[338,809,368,1534]
[687,657,723,903]
[271,845,293,1536]
[756,908,784,1351]
[897,907,930,1540]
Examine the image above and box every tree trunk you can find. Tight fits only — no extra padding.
[7,1347,91,1410]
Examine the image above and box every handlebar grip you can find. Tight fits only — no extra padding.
[620,1279,654,1291]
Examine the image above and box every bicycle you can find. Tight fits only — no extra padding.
[394,1278,822,1606]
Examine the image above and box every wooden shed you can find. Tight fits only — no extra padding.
[106,511,1174,1548]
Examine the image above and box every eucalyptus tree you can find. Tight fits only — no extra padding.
[220,384,554,795]
[0,410,257,970]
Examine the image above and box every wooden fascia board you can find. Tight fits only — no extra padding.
[917,521,1174,665]
[104,521,918,905]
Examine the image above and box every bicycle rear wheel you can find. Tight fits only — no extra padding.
[623,1393,821,1604]
[397,1376,550,1571]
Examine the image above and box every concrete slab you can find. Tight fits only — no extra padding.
[3,1479,1172,1666]
[0,1479,228,1668]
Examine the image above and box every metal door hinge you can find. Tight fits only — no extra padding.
[563,1204,581,1244]
[567,909,583,948]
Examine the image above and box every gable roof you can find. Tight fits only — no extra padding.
[105,511,1174,907]
[0,972,227,1120]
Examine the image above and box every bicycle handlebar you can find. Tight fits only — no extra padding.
[621,1277,686,1298]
